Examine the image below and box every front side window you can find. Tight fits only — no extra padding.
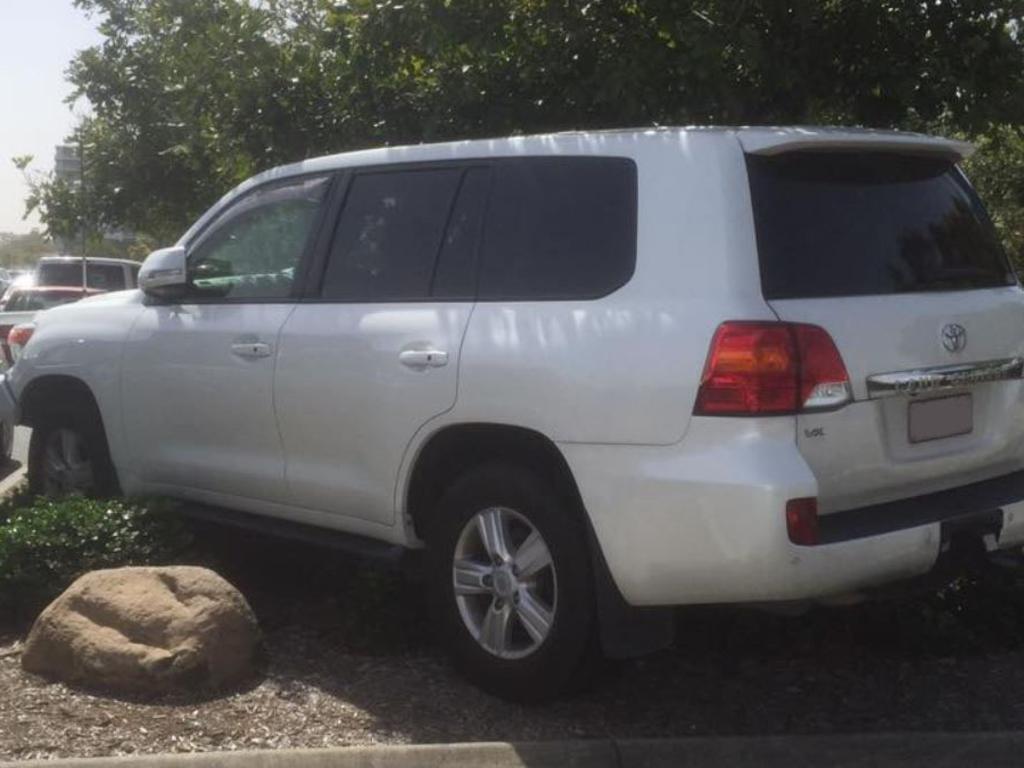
[187,174,330,300]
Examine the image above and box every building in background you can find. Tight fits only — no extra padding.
[52,145,82,254]
[53,144,82,186]
[52,144,135,255]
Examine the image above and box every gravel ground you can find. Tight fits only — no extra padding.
[3,527,1024,761]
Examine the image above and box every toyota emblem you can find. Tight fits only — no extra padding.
[941,323,967,353]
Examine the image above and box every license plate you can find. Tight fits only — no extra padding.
[908,394,973,443]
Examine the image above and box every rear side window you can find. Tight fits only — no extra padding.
[86,263,127,290]
[35,262,80,288]
[432,168,490,299]
[478,158,637,300]
[748,152,1015,300]
[322,169,463,301]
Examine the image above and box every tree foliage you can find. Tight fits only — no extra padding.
[23,0,1024,261]
[964,125,1024,261]
[0,230,55,269]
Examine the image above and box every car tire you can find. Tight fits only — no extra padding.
[0,420,12,463]
[28,406,120,498]
[424,462,597,702]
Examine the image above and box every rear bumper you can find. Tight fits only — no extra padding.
[818,469,1024,544]
[561,418,1024,607]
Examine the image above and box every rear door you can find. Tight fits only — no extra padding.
[746,149,1024,513]
[274,165,489,525]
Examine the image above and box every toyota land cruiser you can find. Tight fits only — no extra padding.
[3,127,1022,701]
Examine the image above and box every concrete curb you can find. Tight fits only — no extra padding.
[5,733,1024,768]
[0,462,25,499]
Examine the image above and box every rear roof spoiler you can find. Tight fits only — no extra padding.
[737,128,974,160]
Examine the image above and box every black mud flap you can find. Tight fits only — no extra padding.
[584,519,675,658]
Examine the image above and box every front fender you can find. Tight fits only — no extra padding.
[9,294,146,476]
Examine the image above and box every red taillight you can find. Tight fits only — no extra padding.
[7,323,35,364]
[793,324,851,410]
[786,497,820,546]
[693,321,850,416]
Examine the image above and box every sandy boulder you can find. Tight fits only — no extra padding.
[21,566,260,694]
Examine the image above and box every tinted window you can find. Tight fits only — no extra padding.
[748,152,1015,299]
[432,168,490,299]
[478,158,637,300]
[86,264,126,290]
[322,169,462,301]
[36,262,127,290]
[188,175,330,300]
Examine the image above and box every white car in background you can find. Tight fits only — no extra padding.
[1,127,1023,701]
[33,256,141,292]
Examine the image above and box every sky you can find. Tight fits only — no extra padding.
[0,0,102,234]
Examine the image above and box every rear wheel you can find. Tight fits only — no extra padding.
[28,408,119,498]
[425,463,596,702]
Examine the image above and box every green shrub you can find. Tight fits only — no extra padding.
[0,493,193,622]
[0,482,39,523]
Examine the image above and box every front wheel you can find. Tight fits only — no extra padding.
[425,463,597,702]
[0,420,12,463]
[28,410,119,498]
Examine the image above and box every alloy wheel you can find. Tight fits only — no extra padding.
[452,506,558,659]
[41,428,95,497]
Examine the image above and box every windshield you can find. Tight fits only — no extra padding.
[747,152,1016,300]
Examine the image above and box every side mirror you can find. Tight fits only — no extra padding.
[138,246,187,299]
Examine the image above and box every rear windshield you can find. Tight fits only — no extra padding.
[747,152,1015,300]
[37,262,127,291]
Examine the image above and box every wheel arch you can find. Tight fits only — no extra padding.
[19,374,104,429]
[20,373,121,496]
[404,422,585,541]
[403,420,675,658]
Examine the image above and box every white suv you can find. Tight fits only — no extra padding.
[3,127,1023,701]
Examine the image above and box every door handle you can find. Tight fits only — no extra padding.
[231,341,273,359]
[399,349,449,369]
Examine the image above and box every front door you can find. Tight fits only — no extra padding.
[120,174,332,502]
